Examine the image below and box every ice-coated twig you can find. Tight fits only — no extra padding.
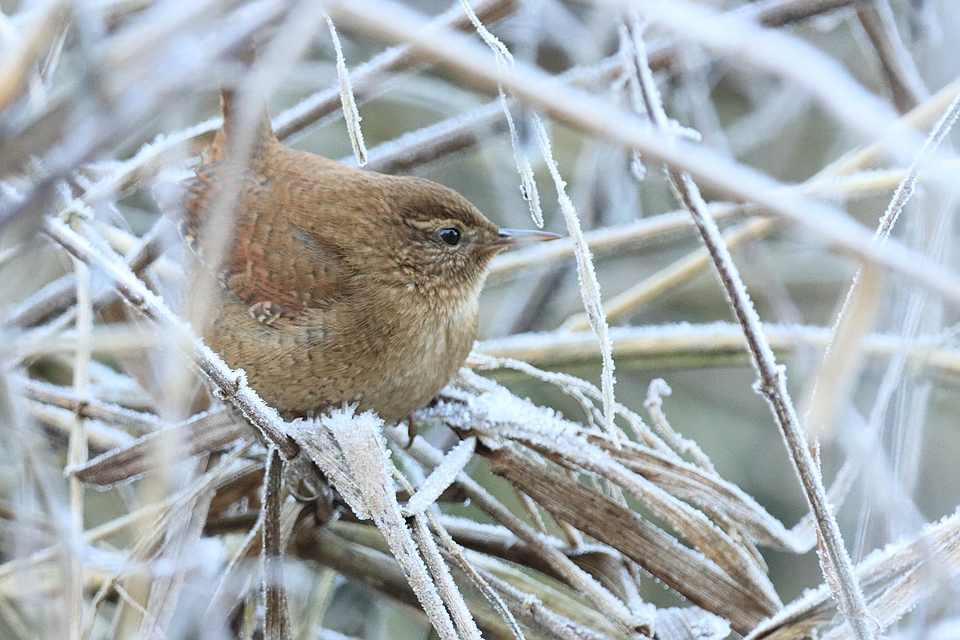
[42,216,298,460]
[83,446,247,640]
[8,2,941,333]
[340,0,882,179]
[328,0,871,169]
[135,456,218,638]
[531,116,619,444]
[21,378,163,436]
[561,217,772,331]
[454,0,616,431]
[874,92,960,244]
[458,0,542,227]
[403,436,476,517]
[25,400,134,453]
[410,514,483,640]
[396,470,482,640]
[68,410,242,487]
[503,95,542,226]
[458,0,511,62]
[277,0,859,145]
[443,373,779,604]
[477,321,960,382]
[68,254,91,640]
[9,214,174,331]
[322,0,960,307]
[0,444,246,588]
[469,351,663,450]
[294,408,461,640]
[644,379,715,473]
[383,423,646,636]
[738,0,862,26]
[474,442,775,632]
[322,10,367,166]
[622,0,902,152]
[274,0,516,141]
[490,159,960,281]
[802,265,884,444]
[856,206,955,548]
[420,512,525,640]
[622,20,876,640]
[824,74,960,177]
[746,510,960,640]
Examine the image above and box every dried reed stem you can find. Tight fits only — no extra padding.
[622,20,875,639]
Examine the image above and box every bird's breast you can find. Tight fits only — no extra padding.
[349,285,480,420]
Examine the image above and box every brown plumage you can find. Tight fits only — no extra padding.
[156,90,558,424]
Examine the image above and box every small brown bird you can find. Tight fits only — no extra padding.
[157,88,558,425]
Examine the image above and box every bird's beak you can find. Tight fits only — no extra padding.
[495,228,563,247]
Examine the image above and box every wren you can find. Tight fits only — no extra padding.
[156,89,559,425]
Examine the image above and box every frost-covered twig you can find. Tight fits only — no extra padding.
[292,408,466,640]
[562,217,772,331]
[323,0,960,306]
[273,0,516,140]
[490,160,960,280]
[262,448,291,640]
[477,322,960,380]
[68,254,91,640]
[644,379,715,473]
[385,423,646,635]
[321,11,367,166]
[456,4,618,439]
[622,20,875,639]
[747,510,960,639]
[622,0,902,150]
[43,216,299,459]
[457,0,542,227]
[70,409,244,487]
[825,73,960,176]
[530,118,620,442]
[20,378,163,436]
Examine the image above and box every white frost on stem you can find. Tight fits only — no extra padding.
[458,0,542,226]
[403,436,476,517]
[323,10,367,166]
[295,407,463,640]
[623,19,877,640]
[532,115,619,445]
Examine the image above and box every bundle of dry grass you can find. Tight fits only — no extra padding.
[2,0,960,638]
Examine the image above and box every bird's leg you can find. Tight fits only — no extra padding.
[405,413,418,449]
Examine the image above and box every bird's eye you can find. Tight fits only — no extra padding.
[437,227,461,246]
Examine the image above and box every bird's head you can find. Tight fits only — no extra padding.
[371,176,559,298]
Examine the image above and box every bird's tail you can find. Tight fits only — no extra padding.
[208,46,276,163]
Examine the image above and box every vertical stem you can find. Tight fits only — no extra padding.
[625,19,877,640]
[262,448,291,640]
[69,256,92,640]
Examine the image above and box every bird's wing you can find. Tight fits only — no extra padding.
[155,161,348,325]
